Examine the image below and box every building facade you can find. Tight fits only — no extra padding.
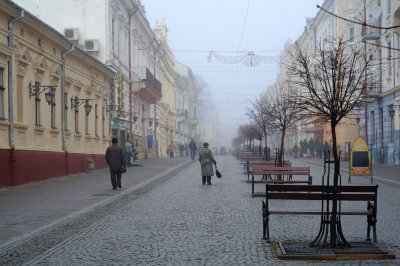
[0,0,114,186]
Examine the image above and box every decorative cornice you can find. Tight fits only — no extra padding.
[49,63,62,78]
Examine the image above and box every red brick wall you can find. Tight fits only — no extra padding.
[0,149,108,186]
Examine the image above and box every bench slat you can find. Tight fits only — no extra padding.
[251,180,311,184]
[266,184,377,193]
[267,192,376,201]
[268,210,372,215]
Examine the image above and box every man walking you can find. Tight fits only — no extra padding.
[189,138,197,160]
[105,137,125,190]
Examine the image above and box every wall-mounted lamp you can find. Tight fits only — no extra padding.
[71,96,93,115]
[155,119,159,127]
[148,117,153,127]
[29,82,56,105]
[132,114,138,123]
[389,109,395,119]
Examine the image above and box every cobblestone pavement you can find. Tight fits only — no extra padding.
[11,155,400,266]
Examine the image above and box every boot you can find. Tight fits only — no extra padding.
[202,176,206,185]
[207,176,212,185]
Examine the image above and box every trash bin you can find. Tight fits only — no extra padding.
[87,158,95,172]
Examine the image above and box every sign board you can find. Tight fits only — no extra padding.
[349,136,373,183]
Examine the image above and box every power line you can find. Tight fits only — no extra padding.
[237,0,252,52]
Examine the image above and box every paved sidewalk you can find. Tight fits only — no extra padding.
[8,155,399,265]
[1,155,400,265]
[0,157,192,247]
[296,156,400,185]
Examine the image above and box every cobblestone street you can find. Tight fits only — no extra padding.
[5,155,398,266]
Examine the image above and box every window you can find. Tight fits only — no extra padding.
[390,105,395,143]
[74,99,79,133]
[34,81,41,126]
[102,106,105,137]
[112,17,117,53]
[388,40,392,76]
[379,108,383,143]
[397,34,400,71]
[95,103,98,137]
[64,92,68,130]
[0,67,4,119]
[387,0,392,14]
[370,111,375,144]
[50,88,56,128]
[85,109,89,135]
[348,26,354,42]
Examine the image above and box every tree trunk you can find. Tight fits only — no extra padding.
[264,129,268,160]
[329,120,339,248]
[279,131,285,167]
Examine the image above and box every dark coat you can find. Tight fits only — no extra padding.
[198,147,215,176]
[105,144,125,171]
[189,140,197,151]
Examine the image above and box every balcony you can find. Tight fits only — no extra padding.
[361,19,381,41]
[132,67,162,104]
[176,109,188,122]
[190,119,199,125]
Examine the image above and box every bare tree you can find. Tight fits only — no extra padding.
[287,36,376,248]
[238,123,259,150]
[247,92,271,157]
[263,85,304,166]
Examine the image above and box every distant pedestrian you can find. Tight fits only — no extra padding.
[179,143,185,157]
[185,142,189,157]
[168,141,176,159]
[323,141,330,160]
[125,139,133,167]
[105,137,126,190]
[189,138,197,160]
[198,142,216,185]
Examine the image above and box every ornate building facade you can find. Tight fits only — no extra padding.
[0,0,114,186]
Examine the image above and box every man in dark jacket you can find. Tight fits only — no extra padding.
[105,137,126,189]
[189,138,197,160]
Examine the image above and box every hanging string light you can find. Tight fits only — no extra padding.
[208,51,279,67]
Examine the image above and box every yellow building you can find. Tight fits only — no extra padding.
[0,1,114,186]
[154,19,176,158]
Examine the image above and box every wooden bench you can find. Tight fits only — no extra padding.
[262,184,378,243]
[246,160,291,179]
[240,155,264,164]
[251,166,312,196]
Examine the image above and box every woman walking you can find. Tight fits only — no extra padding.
[198,142,216,185]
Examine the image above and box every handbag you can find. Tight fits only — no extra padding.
[215,166,222,178]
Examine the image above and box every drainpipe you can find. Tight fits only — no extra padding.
[8,9,25,149]
[61,45,75,152]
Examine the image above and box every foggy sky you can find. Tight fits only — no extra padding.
[141,0,320,145]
